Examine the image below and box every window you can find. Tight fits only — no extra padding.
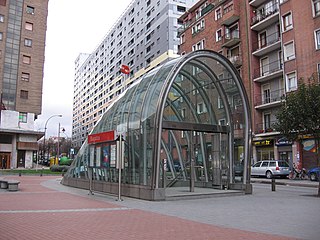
[22,55,31,64]
[315,29,320,49]
[219,119,226,126]
[19,112,27,123]
[0,14,4,22]
[197,102,207,114]
[26,6,34,14]
[21,72,30,81]
[260,57,269,76]
[262,84,271,104]
[24,38,32,47]
[223,3,233,14]
[259,31,267,48]
[215,8,222,20]
[177,6,186,12]
[216,29,222,42]
[180,34,185,44]
[25,22,33,31]
[263,112,271,130]
[282,12,293,31]
[192,39,205,51]
[218,97,224,109]
[20,90,28,99]
[286,72,297,92]
[283,42,295,61]
[313,0,320,17]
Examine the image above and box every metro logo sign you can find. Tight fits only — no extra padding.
[88,130,115,144]
[120,64,130,75]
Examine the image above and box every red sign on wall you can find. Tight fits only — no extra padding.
[88,130,115,144]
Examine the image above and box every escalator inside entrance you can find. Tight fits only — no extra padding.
[160,126,230,193]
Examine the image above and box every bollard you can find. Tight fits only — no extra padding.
[271,178,276,191]
[19,171,21,177]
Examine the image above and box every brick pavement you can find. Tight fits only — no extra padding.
[0,176,298,240]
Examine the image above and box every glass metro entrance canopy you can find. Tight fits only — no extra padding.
[62,50,252,200]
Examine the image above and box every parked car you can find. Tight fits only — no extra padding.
[251,160,290,179]
[307,167,320,181]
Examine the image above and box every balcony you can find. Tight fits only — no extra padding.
[254,88,285,110]
[221,2,240,26]
[254,120,279,135]
[201,3,214,16]
[253,59,283,83]
[251,2,279,31]
[222,30,240,48]
[252,31,281,57]
[249,0,267,7]
[227,54,242,68]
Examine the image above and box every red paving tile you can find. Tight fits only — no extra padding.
[0,176,296,240]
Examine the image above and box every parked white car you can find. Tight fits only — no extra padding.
[251,160,290,179]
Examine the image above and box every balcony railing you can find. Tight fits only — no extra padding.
[252,31,280,52]
[201,3,214,16]
[222,29,240,47]
[227,54,242,67]
[251,2,279,26]
[254,88,285,107]
[255,120,279,134]
[253,59,283,80]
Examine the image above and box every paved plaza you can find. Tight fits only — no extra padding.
[0,175,319,240]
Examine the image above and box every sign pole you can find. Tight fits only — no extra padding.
[116,134,124,201]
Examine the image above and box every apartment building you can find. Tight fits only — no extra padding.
[72,0,197,149]
[0,0,49,169]
[249,0,320,169]
[178,0,320,169]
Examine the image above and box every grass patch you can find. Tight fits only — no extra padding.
[0,168,62,175]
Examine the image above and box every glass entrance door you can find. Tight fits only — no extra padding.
[160,128,229,190]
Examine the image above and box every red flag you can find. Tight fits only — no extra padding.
[120,65,130,75]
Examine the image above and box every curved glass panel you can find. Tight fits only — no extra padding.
[64,50,251,199]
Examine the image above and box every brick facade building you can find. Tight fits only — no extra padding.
[178,0,320,169]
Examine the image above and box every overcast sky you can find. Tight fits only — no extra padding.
[35,0,132,138]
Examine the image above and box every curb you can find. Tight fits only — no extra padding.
[251,179,319,188]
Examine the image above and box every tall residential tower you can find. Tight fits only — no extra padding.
[0,0,49,168]
[72,0,196,149]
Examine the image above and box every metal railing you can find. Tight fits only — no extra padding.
[251,2,279,26]
[254,88,285,106]
[252,31,280,52]
[254,120,279,134]
[253,59,283,79]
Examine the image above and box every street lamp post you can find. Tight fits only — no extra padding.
[43,114,62,165]
[57,123,66,164]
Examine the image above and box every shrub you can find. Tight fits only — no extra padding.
[50,165,69,172]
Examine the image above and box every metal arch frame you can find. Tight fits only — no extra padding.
[155,50,252,188]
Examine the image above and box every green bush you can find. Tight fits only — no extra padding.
[50,164,69,172]
[59,159,73,166]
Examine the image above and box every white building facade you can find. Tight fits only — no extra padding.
[72,0,197,149]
